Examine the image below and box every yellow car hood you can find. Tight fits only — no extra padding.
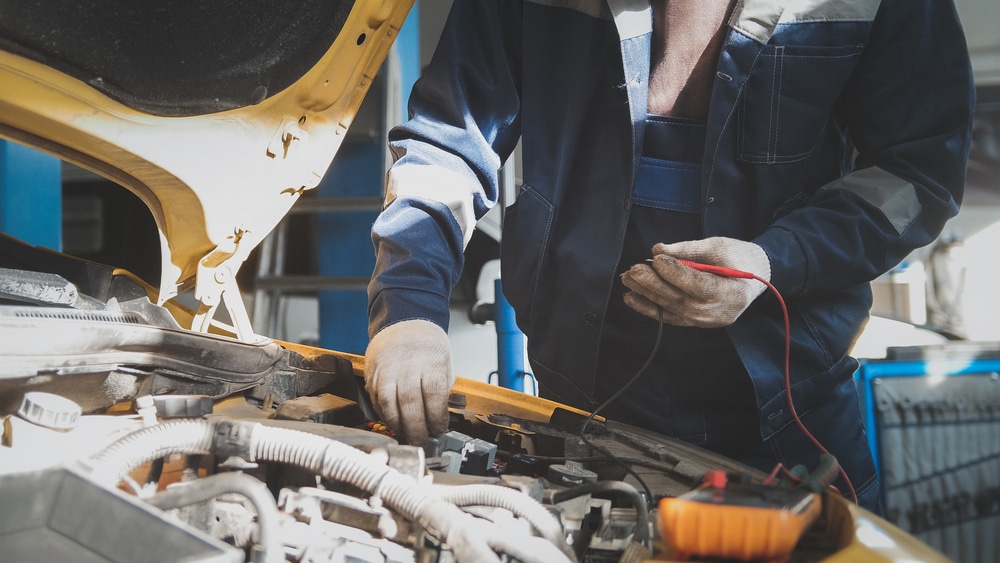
[0,0,412,340]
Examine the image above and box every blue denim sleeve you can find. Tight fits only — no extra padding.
[757,0,974,297]
[367,1,523,338]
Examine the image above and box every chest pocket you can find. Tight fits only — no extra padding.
[737,43,863,165]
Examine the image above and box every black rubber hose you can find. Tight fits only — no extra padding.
[550,480,651,546]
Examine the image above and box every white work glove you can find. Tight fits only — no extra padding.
[621,237,771,328]
[364,319,455,445]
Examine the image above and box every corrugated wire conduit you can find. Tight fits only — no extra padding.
[87,418,574,563]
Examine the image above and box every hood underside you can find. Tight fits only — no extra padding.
[0,1,356,117]
[0,0,411,340]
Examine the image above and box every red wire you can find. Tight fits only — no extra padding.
[762,462,784,485]
[678,260,858,504]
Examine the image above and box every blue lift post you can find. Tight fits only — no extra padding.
[494,278,528,392]
[0,140,62,251]
[316,6,420,354]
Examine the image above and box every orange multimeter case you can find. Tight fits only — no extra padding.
[658,471,822,562]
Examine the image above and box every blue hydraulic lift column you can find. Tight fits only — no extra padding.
[0,141,62,251]
[316,5,420,354]
[494,277,528,392]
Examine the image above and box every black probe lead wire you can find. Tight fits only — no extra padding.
[579,310,663,506]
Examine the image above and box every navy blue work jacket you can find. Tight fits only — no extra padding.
[368,0,975,440]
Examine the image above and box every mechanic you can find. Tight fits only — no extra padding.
[363,0,974,513]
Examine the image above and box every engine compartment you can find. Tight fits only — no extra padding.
[0,234,936,563]
[2,386,852,563]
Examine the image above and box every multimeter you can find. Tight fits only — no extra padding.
[658,470,822,561]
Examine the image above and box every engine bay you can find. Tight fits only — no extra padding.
[2,386,850,563]
[0,234,933,563]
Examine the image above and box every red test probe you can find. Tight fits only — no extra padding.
[675,258,858,504]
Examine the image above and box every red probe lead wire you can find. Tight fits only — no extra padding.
[677,259,859,504]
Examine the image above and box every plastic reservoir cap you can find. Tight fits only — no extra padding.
[547,460,599,486]
[17,391,82,430]
[704,470,728,488]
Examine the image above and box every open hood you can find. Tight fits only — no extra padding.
[0,0,412,341]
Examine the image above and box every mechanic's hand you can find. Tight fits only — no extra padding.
[364,319,455,446]
[621,237,771,328]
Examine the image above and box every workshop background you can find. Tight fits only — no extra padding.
[0,1,999,561]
